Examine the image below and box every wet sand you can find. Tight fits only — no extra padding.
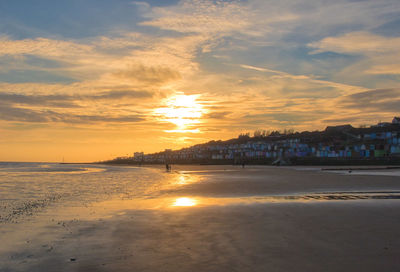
[2,165,400,271]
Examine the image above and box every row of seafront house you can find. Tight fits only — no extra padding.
[128,117,400,165]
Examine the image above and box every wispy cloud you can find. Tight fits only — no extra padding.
[0,103,145,124]
[340,88,400,112]
[113,64,181,84]
[0,36,92,57]
[308,31,400,55]
[140,0,250,34]
[0,90,152,106]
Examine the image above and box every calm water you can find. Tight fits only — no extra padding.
[2,162,400,224]
[0,162,167,223]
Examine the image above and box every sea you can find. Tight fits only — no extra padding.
[2,162,400,225]
[0,162,167,224]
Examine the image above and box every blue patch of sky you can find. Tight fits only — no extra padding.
[0,55,73,82]
[372,17,400,37]
[283,23,366,44]
[0,0,178,39]
[198,39,367,89]
[199,52,237,74]
[287,46,362,75]
[352,74,400,90]
[214,41,355,75]
[374,74,400,84]
[23,56,72,69]
[144,0,179,7]
[0,70,77,84]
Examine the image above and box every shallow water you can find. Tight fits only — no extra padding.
[327,169,400,177]
[2,163,400,225]
[0,162,169,223]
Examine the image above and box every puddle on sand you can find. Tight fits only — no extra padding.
[56,191,400,218]
[326,170,400,177]
[2,190,400,264]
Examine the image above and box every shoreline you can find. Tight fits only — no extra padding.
[91,162,400,172]
[96,156,400,167]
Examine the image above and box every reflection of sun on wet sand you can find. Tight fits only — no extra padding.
[3,165,400,272]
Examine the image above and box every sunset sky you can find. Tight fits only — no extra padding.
[1,0,400,162]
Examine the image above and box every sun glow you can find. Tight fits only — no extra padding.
[154,93,206,132]
[172,197,197,207]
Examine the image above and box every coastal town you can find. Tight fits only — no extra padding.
[110,117,400,165]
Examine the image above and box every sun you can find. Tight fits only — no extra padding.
[172,197,197,207]
[154,93,206,132]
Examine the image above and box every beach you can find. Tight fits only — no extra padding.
[1,163,400,271]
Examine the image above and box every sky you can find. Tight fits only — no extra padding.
[1,0,400,162]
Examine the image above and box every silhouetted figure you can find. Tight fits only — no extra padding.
[242,162,245,168]
[166,164,169,171]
